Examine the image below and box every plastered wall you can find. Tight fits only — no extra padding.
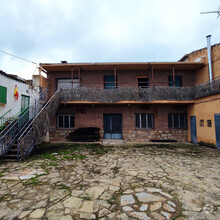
[187,94,220,145]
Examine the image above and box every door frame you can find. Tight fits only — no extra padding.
[190,116,197,144]
[214,114,220,149]
[103,114,122,139]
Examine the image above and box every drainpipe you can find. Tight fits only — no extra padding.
[206,35,212,82]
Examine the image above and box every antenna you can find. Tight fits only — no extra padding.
[201,7,220,18]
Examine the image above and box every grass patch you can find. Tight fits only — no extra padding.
[81,196,92,201]
[0,173,3,178]
[198,141,217,149]
[111,166,120,174]
[24,177,41,186]
[29,143,105,161]
[58,184,71,191]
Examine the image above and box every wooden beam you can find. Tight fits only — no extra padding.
[114,66,117,88]
[78,67,81,87]
[71,67,74,89]
[172,65,175,87]
[151,66,154,88]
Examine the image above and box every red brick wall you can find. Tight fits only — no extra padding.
[49,104,188,142]
[47,69,195,97]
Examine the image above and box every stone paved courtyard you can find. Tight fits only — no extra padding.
[0,143,220,220]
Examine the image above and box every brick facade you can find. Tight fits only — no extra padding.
[49,104,188,142]
[47,69,195,97]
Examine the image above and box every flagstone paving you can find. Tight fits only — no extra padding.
[0,143,220,219]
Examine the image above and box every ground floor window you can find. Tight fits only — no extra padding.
[168,113,187,129]
[57,114,74,128]
[135,113,154,129]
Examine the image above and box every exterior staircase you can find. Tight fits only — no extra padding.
[0,89,61,160]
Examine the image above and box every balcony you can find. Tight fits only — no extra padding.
[59,77,220,103]
[194,77,220,99]
[60,86,195,103]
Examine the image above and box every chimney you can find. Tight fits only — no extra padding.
[206,35,212,82]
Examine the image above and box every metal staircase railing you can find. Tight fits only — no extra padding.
[17,90,61,160]
[0,88,48,157]
[0,109,12,130]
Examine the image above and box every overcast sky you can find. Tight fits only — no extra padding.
[0,0,219,79]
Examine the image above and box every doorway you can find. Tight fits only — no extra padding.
[215,114,220,149]
[190,116,197,144]
[104,114,122,139]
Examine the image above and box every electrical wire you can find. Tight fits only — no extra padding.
[0,49,37,65]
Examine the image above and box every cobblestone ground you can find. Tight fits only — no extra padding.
[0,143,220,220]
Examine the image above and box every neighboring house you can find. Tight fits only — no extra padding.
[0,71,44,130]
[179,41,220,147]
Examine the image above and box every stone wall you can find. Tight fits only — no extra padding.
[49,104,188,143]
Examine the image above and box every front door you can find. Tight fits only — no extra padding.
[19,95,30,129]
[104,114,122,139]
[215,114,220,149]
[190,116,197,144]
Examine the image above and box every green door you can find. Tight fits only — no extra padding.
[20,95,30,128]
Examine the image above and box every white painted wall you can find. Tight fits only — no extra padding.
[0,73,39,119]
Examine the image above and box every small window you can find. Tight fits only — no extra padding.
[57,114,74,128]
[135,113,154,129]
[207,120,212,127]
[168,76,182,87]
[200,120,204,127]
[0,86,7,104]
[137,77,149,88]
[104,76,117,89]
[168,113,187,129]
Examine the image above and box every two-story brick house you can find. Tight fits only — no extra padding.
[40,61,206,143]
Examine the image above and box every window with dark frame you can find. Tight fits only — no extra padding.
[207,120,212,127]
[168,113,187,129]
[135,113,154,129]
[168,76,182,87]
[137,77,149,88]
[200,120,204,127]
[58,114,74,128]
[104,75,117,89]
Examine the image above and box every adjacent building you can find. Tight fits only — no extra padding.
[0,71,46,130]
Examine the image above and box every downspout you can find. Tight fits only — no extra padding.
[206,35,212,82]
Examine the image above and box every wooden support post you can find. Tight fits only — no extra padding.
[172,65,175,87]
[71,67,74,89]
[38,67,42,89]
[114,66,117,88]
[78,67,81,87]
[151,66,154,88]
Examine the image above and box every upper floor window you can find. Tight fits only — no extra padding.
[168,113,187,129]
[104,76,117,89]
[137,76,149,88]
[168,76,182,87]
[57,114,74,129]
[135,113,154,129]
[57,79,80,90]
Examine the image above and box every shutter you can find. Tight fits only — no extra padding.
[168,114,173,128]
[0,86,7,104]
[135,114,140,128]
